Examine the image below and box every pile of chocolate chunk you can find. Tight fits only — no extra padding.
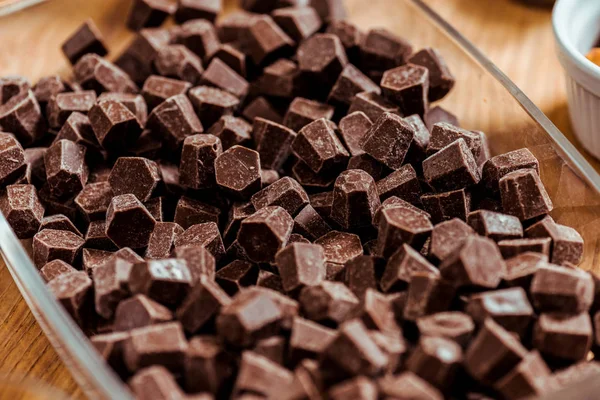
[0,0,596,399]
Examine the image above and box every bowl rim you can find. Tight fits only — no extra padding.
[553,0,600,85]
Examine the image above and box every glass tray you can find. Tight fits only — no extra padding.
[1,0,600,398]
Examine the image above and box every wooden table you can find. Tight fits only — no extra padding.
[0,0,587,398]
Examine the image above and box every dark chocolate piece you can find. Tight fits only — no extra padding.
[40,259,77,282]
[184,335,234,394]
[0,132,26,186]
[421,189,471,223]
[213,43,248,78]
[423,139,480,192]
[233,351,294,397]
[116,28,171,85]
[251,176,309,216]
[106,194,157,249]
[46,91,96,129]
[129,258,193,306]
[275,242,325,293]
[338,111,372,157]
[376,164,421,205]
[147,94,204,150]
[330,169,380,230]
[533,312,592,362]
[0,90,47,145]
[245,15,295,65]
[361,112,414,170]
[429,218,474,263]
[293,204,331,240]
[175,222,225,262]
[215,145,262,199]
[359,28,412,72]
[253,117,297,170]
[179,134,222,190]
[47,271,92,325]
[482,148,539,193]
[345,255,383,301]
[416,312,475,347]
[33,229,85,268]
[256,58,301,99]
[39,214,81,237]
[381,64,429,117]
[74,54,138,94]
[526,215,584,266]
[61,19,108,64]
[377,206,432,258]
[328,64,380,108]
[172,245,216,282]
[283,97,334,132]
[348,91,400,124]
[381,244,438,292]
[315,230,362,264]
[495,351,551,400]
[127,0,176,31]
[406,336,463,389]
[0,76,31,105]
[97,92,148,126]
[74,182,113,223]
[173,196,221,229]
[242,96,283,124]
[292,118,349,174]
[272,6,321,42]
[377,372,442,400]
[498,237,552,259]
[85,220,117,250]
[206,115,252,150]
[298,33,347,88]
[237,206,293,263]
[145,222,184,259]
[530,263,593,313]
[109,157,161,202]
[201,58,249,100]
[467,210,523,242]
[216,260,258,295]
[154,45,204,86]
[128,366,185,400]
[89,100,143,152]
[408,48,455,102]
[403,272,455,321]
[142,75,192,110]
[0,184,44,239]
[176,277,231,333]
[93,255,135,318]
[175,0,221,23]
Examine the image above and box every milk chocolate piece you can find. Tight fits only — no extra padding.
[216,260,258,295]
[61,19,108,64]
[93,256,135,318]
[315,230,362,264]
[377,206,432,258]
[330,169,380,229]
[97,92,148,125]
[495,351,551,400]
[123,321,188,373]
[429,218,474,263]
[253,117,297,170]
[0,76,30,105]
[115,294,172,331]
[147,94,203,149]
[0,132,25,186]
[500,169,552,221]
[272,6,321,42]
[345,255,383,300]
[175,222,225,262]
[283,97,334,132]
[323,319,388,377]
[89,100,142,152]
[0,184,44,239]
[174,197,220,229]
[128,366,185,400]
[338,111,372,157]
[498,237,551,259]
[0,90,47,145]
[293,204,331,240]
[215,145,261,199]
[245,15,295,65]
[348,91,400,124]
[40,259,77,282]
[46,91,96,129]
[482,148,539,193]
[127,0,176,31]
[256,58,301,99]
[381,64,429,117]
[292,118,348,174]
[175,276,231,333]
[84,221,116,250]
[237,206,293,263]
[47,271,92,325]
[423,139,480,192]
[116,28,171,85]
[530,263,594,313]
[128,258,193,306]
[145,222,184,259]
[207,115,252,150]
[175,0,221,23]
[416,312,475,347]
[361,112,414,170]
[297,33,347,90]
[216,288,283,347]
[39,214,81,237]
[381,244,438,292]
[533,312,592,362]
[184,335,234,394]
[142,76,192,111]
[173,19,220,60]
[466,287,533,337]
[408,48,454,102]
[406,336,463,389]
[251,176,309,216]
[467,210,523,242]
[464,318,528,385]
[526,215,584,266]
[242,96,283,124]
[359,28,412,72]
[201,58,249,100]
[234,351,294,397]
[376,165,421,205]
[74,54,138,94]
[377,372,442,400]
[421,189,471,223]
[106,194,156,249]
[172,245,216,282]
[440,235,505,289]
[328,64,380,108]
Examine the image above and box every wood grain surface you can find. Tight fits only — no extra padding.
[0,0,589,398]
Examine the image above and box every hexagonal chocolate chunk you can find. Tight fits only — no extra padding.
[408,48,455,102]
[46,90,96,129]
[145,222,184,260]
[381,244,438,293]
[423,139,481,192]
[533,312,592,362]
[0,184,44,239]
[0,132,25,187]
[482,148,539,194]
[206,115,252,150]
[237,206,293,263]
[0,76,30,105]
[361,112,414,171]
[129,258,193,306]
[174,222,225,262]
[215,145,261,199]
[467,210,523,242]
[376,206,432,258]
[299,281,359,326]
[179,134,222,190]
[429,218,474,263]
[89,100,143,152]
[173,19,220,60]
[297,33,347,88]
[283,97,334,132]
[33,229,85,268]
[0,91,46,146]
[173,196,221,229]
[315,230,363,265]
[406,336,463,389]
[114,294,172,332]
[74,54,138,95]
[330,169,380,230]
[44,139,88,200]
[109,157,161,202]
[381,63,429,115]
[39,214,81,237]
[251,176,309,216]
[106,194,157,249]
[526,215,584,266]
[74,182,112,223]
[215,260,259,295]
[47,270,93,325]
[154,45,204,85]
[127,0,176,31]
[171,244,216,282]
[146,94,203,150]
[189,86,239,128]
[201,58,249,100]
[530,263,594,313]
[40,259,77,283]
[292,118,349,174]
[176,277,231,333]
[275,243,325,293]
[499,168,553,221]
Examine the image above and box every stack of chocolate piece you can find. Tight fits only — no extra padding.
[0,0,596,399]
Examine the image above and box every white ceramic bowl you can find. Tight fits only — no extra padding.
[553,0,600,158]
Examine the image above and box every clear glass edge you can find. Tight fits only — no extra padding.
[0,1,597,399]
